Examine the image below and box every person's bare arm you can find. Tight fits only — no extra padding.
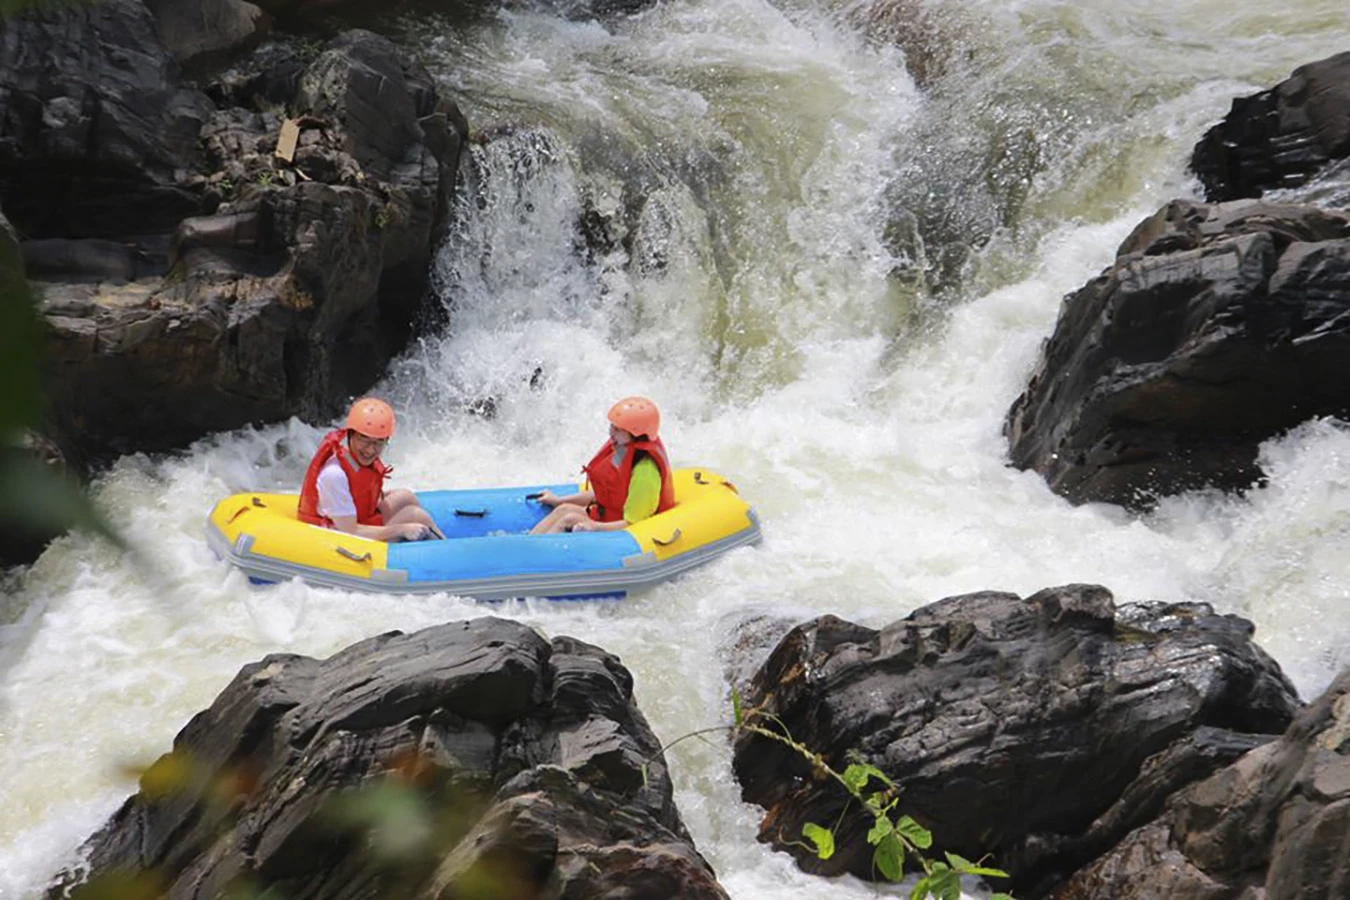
[536,488,594,508]
[329,515,432,542]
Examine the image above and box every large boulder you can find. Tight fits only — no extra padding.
[53,617,729,900]
[143,0,272,77]
[1005,199,1350,510]
[28,25,465,461]
[1056,669,1350,900]
[1191,51,1350,202]
[731,585,1301,896]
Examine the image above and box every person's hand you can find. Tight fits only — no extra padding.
[537,490,562,508]
[395,522,433,542]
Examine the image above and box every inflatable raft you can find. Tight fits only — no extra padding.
[205,468,760,599]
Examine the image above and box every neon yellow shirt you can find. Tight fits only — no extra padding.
[623,456,661,523]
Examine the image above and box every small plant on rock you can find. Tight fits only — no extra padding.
[649,689,1016,900]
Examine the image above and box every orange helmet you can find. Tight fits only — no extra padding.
[346,397,395,439]
[607,396,659,439]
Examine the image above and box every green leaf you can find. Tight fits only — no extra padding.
[945,851,1009,878]
[866,815,894,846]
[324,781,432,860]
[843,762,894,793]
[873,831,905,881]
[908,875,932,900]
[0,226,40,434]
[896,814,933,850]
[0,452,125,549]
[930,868,961,900]
[965,864,1011,878]
[801,822,835,860]
[989,894,1016,900]
[731,685,744,726]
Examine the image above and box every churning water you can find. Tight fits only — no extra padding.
[2,1,1348,897]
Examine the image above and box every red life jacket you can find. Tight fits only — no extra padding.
[583,436,676,523]
[297,429,388,527]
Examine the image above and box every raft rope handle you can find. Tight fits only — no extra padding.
[652,528,682,547]
[335,547,372,563]
[694,471,708,485]
[454,508,487,517]
[525,492,544,500]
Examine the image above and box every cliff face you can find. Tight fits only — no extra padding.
[1,1,465,465]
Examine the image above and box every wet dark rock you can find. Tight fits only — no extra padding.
[54,618,729,900]
[1056,669,1350,900]
[1005,199,1350,510]
[204,40,310,111]
[18,18,468,461]
[22,239,144,283]
[144,0,273,77]
[1192,51,1350,202]
[731,584,1301,896]
[0,0,215,239]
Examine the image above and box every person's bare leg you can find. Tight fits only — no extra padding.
[381,489,420,517]
[382,492,444,538]
[531,502,590,534]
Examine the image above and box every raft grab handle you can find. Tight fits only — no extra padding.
[652,528,682,547]
[335,547,372,563]
[454,508,487,517]
[525,492,544,500]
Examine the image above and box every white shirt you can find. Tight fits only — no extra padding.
[315,459,357,521]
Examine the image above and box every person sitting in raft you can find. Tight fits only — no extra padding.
[297,398,444,542]
[530,395,676,534]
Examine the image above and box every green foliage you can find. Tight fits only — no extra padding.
[67,869,165,900]
[0,220,123,552]
[655,690,1014,896]
[1,227,40,433]
[736,708,1013,900]
[324,780,435,861]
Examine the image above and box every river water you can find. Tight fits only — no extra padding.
[2,1,1348,897]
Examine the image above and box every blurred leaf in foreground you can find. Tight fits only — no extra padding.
[1,211,124,556]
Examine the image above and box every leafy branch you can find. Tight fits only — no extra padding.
[647,688,1015,900]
